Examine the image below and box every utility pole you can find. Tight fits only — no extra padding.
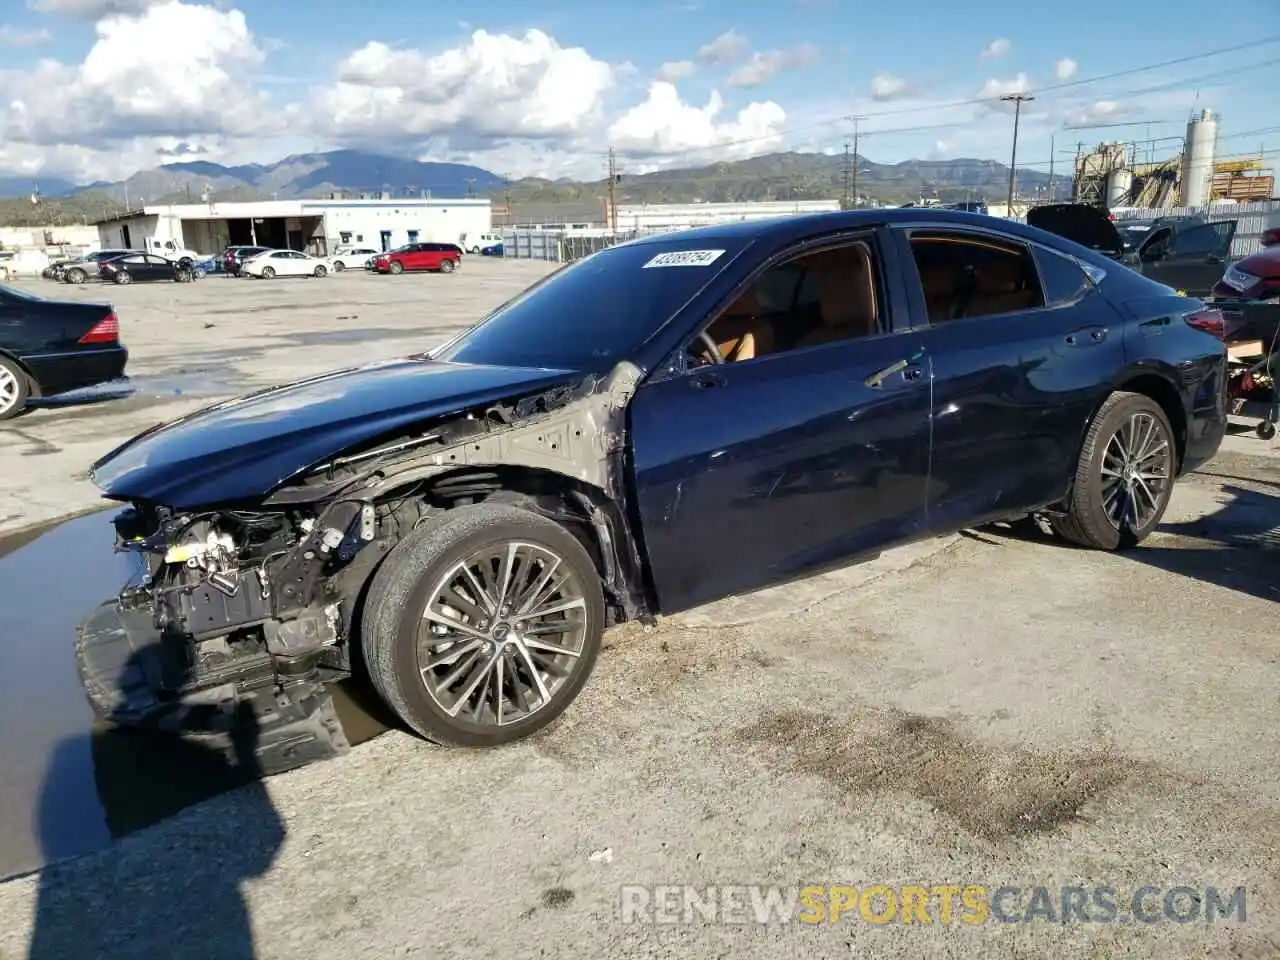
[606,147,621,232]
[842,141,851,209]
[1000,94,1034,213]
[849,116,864,209]
[466,177,476,198]
[502,174,512,227]
[1047,134,1055,201]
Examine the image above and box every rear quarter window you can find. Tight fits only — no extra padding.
[1034,248,1093,306]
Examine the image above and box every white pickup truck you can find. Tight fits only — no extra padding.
[144,238,201,264]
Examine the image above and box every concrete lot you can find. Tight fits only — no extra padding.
[1,267,1278,958]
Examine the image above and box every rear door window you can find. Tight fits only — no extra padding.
[1033,248,1093,306]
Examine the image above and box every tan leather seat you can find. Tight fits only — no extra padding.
[795,248,878,348]
[969,256,1039,316]
[703,286,775,361]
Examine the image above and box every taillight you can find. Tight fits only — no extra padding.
[79,312,119,345]
[1183,307,1225,339]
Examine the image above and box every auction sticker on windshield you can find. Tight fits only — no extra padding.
[642,249,726,269]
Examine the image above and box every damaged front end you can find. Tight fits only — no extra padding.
[76,361,650,773]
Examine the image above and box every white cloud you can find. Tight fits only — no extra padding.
[695,28,747,65]
[607,81,785,159]
[656,59,696,82]
[1,1,268,157]
[311,29,615,144]
[869,71,911,101]
[727,43,819,88]
[0,24,52,44]
[978,73,1030,101]
[1054,57,1078,80]
[979,37,1011,60]
[25,0,161,19]
[1064,99,1125,126]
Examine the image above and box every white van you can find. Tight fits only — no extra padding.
[459,232,503,254]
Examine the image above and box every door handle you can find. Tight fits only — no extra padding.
[691,371,725,389]
[1065,327,1108,346]
[865,350,926,389]
[1206,253,1224,264]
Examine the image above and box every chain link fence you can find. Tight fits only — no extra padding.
[500,227,682,263]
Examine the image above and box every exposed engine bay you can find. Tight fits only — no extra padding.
[75,363,650,773]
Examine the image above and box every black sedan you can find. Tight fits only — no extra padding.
[0,283,128,419]
[99,253,196,284]
[76,208,1227,773]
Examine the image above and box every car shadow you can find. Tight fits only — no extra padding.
[979,483,1280,604]
[27,648,284,960]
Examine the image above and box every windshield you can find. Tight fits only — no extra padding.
[432,237,749,371]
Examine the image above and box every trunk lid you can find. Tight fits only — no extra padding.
[1026,203,1125,259]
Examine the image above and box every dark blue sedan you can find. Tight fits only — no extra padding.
[77,208,1228,765]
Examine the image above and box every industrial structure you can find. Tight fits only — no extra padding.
[93,197,493,258]
[1072,109,1275,209]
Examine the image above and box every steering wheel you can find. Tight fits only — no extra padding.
[695,331,725,365]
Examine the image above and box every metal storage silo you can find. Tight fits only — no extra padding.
[1105,168,1133,207]
[1180,109,1218,208]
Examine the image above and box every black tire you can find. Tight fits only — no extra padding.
[114,271,131,284]
[333,260,346,272]
[361,504,605,746]
[0,355,31,420]
[1052,391,1176,550]
[1257,420,1277,440]
[67,268,85,284]
[389,261,404,275]
[261,266,275,279]
[313,265,327,278]
[470,246,480,254]
[439,258,456,274]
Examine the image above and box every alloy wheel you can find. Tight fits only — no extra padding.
[1099,411,1172,532]
[0,365,19,416]
[418,541,588,726]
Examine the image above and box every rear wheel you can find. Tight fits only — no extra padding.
[469,246,480,254]
[333,260,346,272]
[0,356,30,420]
[440,258,456,274]
[1052,391,1176,550]
[389,261,404,275]
[361,504,605,746]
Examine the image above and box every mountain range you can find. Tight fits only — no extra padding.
[0,148,1064,227]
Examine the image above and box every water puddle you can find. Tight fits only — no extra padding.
[0,512,389,882]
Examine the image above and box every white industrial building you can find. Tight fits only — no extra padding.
[94,197,493,258]
[611,200,842,231]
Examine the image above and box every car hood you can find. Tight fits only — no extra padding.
[1231,245,1280,278]
[1026,203,1125,258]
[91,358,579,509]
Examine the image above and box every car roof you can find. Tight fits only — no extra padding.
[619,208,1054,247]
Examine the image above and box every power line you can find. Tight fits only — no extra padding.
[635,36,1280,164]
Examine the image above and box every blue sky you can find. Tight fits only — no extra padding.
[0,0,1277,183]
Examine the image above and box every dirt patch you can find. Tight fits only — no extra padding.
[736,708,1141,842]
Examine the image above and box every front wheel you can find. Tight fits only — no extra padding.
[0,356,30,421]
[1052,391,1176,550]
[313,265,327,277]
[260,266,275,279]
[389,261,404,275]
[361,504,605,746]
[439,258,456,274]
[66,268,86,284]
[114,271,132,284]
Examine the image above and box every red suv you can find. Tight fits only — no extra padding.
[372,242,461,275]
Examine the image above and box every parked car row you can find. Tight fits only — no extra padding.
[42,249,204,285]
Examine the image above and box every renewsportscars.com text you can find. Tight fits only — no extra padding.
[619,884,1247,925]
